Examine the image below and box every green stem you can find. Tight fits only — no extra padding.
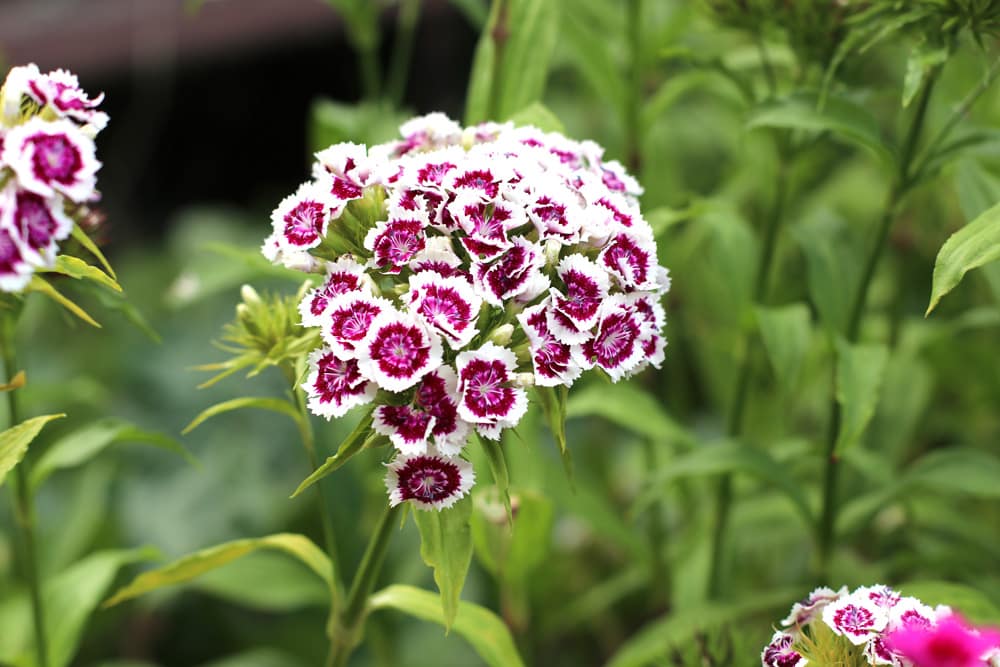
[624,0,643,174]
[2,318,49,667]
[385,0,421,107]
[707,150,789,599]
[328,503,402,667]
[815,69,940,579]
[487,0,511,121]
[642,437,670,610]
[911,52,1000,182]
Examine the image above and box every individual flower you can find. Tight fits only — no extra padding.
[575,295,648,381]
[2,117,100,202]
[6,186,73,264]
[298,255,372,327]
[320,292,394,360]
[302,347,377,419]
[456,342,528,440]
[364,215,427,273]
[269,181,341,251]
[385,448,475,510]
[822,592,890,645]
[403,272,483,350]
[356,310,443,392]
[885,614,1000,667]
[761,632,808,667]
[517,302,581,387]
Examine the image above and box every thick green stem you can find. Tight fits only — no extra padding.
[707,153,789,599]
[624,0,643,174]
[328,503,402,667]
[2,319,49,667]
[487,0,511,121]
[385,0,421,107]
[815,70,939,579]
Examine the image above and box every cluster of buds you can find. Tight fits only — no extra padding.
[261,113,670,511]
[764,585,1000,667]
[0,64,106,292]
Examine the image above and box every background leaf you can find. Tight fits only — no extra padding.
[835,340,889,454]
[755,303,812,393]
[0,414,65,488]
[927,200,1000,314]
[368,584,526,667]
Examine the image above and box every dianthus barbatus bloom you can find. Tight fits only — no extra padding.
[0,64,106,292]
[262,113,670,510]
[765,584,999,667]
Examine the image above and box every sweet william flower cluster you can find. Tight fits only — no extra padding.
[0,64,106,291]
[764,584,1000,667]
[262,113,670,511]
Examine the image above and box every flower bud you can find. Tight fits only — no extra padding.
[240,284,262,306]
[487,323,514,347]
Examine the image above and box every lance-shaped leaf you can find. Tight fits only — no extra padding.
[368,584,526,667]
[40,255,121,293]
[927,200,1000,315]
[31,417,195,490]
[27,276,101,327]
[104,533,333,608]
[291,408,375,497]
[747,91,894,166]
[184,396,302,434]
[0,414,65,487]
[413,496,474,630]
[71,223,116,279]
[476,433,512,523]
[834,339,888,454]
[567,381,693,446]
[0,370,26,393]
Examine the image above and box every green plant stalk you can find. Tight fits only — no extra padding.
[624,0,643,174]
[487,0,511,121]
[1,318,49,667]
[815,68,940,578]
[641,437,670,610]
[385,0,421,107]
[707,155,789,599]
[328,503,402,667]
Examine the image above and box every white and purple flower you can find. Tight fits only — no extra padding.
[456,342,528,440]
[385,448,475,510]
[270,181,340,251]
[761,632,808,667]
[404,272,482,350]
[357,310,443,392]
[2,118,100,203]
[302,348,377,419]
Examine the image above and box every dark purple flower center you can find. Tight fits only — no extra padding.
[453,169,499,198]
[0,228,25,271]
[587,311,641,367]
[833,604,876,636]
[557,269,602,321]
[417,161,455,185]
[396,456,462,502]
[30,133,82,185]
[602,233,651,287]
[283,200,326,246]
[313,354,367,404]
[329,301,383,344]
[374,219,425,269]
[417,285,473,332]
[461,358,516,418]
[14,191,59,250]
[310,272,361,316]
[368,322,431,379]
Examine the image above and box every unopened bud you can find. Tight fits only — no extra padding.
[544,239,561,267]
[512,372,535,387]
[488,323,514,346]
[240,284,261,306]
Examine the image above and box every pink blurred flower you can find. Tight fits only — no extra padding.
[885,614,1000,667]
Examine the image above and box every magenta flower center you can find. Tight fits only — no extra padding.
[15,191,59,250]
[30,134,82,184]
[369,322,430,379]
[833,604,875,636]
[396,456,461,502]
[283,200,326,246]
[461,359,516,418]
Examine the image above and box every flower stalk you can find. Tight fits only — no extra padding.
[1,312,49,667]
[328,503,402,667]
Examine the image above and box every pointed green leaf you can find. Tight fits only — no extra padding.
[476,434,512,523]
[369,584,526,667]
[905,447,1000,498]
[0,413,65,488]
[794,217,860,334]
[926,200,1000,315]
[291,408,374,497]
[31,417,195,490]
[0,369,26,392]
[747,91,894,166]
[184,396,301,434]
[27,276,101,327]
[605,587,802,667]
[567,381,692,445]
[834,340,889,454]
[103,533,333,608]
[194,551,330,612]
[71,223,116,279]
[902,42,948,108]
[413,496,474,629]
[755,303,812,393]
[633,439,812,526]
[41,255,121,293]
[471,489,552,582]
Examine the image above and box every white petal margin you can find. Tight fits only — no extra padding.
[455,341,529,440]
[356,310,444,393]
[404,271,483,350]
[301,347,377,419]
[385,447,475,511]
[2,117,101,203]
